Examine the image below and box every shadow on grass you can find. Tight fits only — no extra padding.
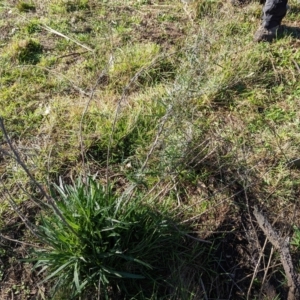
[281,25,300,40]
[22,177,221,300]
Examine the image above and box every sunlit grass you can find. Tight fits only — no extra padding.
[1,0,300,298]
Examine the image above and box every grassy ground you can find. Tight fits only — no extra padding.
[1,0,300,299]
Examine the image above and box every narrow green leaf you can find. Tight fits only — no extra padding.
[39,261,72,284]
[74,262,80,292]
[118,254,152,269]
[101,266,145,279]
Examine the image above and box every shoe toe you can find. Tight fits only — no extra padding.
[253,26,280,42]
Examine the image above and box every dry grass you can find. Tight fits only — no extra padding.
[1,0,300,298]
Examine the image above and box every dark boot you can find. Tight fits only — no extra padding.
[253,25,282,41]
[254,0,288,42]
[262,0,288,29]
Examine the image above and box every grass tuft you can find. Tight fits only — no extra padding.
[2,0,300,298]
[32,177,212,299]
[11,39,43,64]
[17,1,36,13]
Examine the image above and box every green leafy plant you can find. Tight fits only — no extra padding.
[17,1,36,12]
[32,177,205,299]
[12,39,43,64]
[25,19,41,34]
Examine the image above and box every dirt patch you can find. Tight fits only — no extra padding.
[0,202,46,300]
[38,30,57,52]
[0,23,16,43]
[98,3,188,50]
[0,251,42,300]
[133,10,187,49]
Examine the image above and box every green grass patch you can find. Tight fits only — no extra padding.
[10,39,43,64]
[32,177,213,299]
[2,0,300,298]
[17,1,36,12]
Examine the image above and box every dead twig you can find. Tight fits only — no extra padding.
[259,246,275,300]
[292,59,300,74]
[57,51,88,60]
[247,237,268,300]
[41,25,94,52]
[253,206,300,300]
[15,65,91,97]
[79,70,108,177]
[105,51,176,191]
[0,118,78,236]
[0,232,39,248]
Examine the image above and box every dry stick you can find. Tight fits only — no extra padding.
[139,180,169,202]
[269,54,280,82]
[105,52,176,191]
[0,149,48,210]
[186,140,210,167]
[41,25,94,52]
[0,118,78,236]
[171,175,181,207]
[140,105,173,173]
[0,232,40,248]
[181,0,194,24]
[258,119,300,297]
[46,145,54,187]
[15,182,44,210]
[292,59,300,74]
[57,51,89,60]
[15,65,91,97]
[79,71,108,177]
[12,11,93,52]
[39,66,90,97]
[259,245,275,300]
[239,170,268,300]
[246,237,268,300]
[0,186,40,239]
[236,263,283,284]
[253,206,300,300]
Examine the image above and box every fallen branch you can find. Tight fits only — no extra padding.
[41,25,94,52]
[0,118,78,237]
[253,206,300,300]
